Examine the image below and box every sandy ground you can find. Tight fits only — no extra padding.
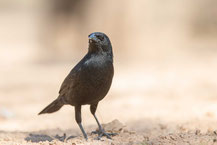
[1,1,217,144]
[1,60,217,145]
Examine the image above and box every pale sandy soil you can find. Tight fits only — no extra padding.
[1,61,217,145]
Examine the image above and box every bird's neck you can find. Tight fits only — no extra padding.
[88,44,113,63]
[88,43,101,53]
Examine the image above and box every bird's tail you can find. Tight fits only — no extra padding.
[38,98,64,115]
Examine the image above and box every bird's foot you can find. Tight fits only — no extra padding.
[84,135,88,141]
[91,129,117,140]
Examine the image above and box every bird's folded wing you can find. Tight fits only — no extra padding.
[59,71,77,96]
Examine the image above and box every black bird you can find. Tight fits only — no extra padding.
[39,32,114,140]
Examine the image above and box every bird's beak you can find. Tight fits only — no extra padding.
[88,34,97,43]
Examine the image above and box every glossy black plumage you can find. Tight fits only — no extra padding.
[39,32,114,140]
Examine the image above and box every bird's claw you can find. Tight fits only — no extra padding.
[91,129,117,140]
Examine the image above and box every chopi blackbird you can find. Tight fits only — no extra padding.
[38,32,115,140]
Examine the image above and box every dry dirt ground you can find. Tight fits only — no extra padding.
[1,61,217,145]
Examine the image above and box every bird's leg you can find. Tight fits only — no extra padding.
[75,105,88,140]
[90,103,117,140]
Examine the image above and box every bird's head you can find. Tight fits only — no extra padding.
[88,32,113,57]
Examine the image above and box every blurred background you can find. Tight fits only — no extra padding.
[0,0,217,133]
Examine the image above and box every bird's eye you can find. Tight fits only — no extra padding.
[96,35,104,41]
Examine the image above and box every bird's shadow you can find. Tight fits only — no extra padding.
[24,125,96,142]
[25,133,76,142]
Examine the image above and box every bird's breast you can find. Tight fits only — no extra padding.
[74,56,113,105]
